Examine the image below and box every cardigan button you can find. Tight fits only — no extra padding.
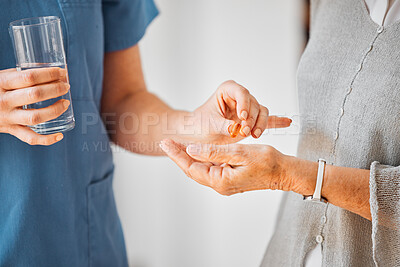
[316,235,324,243]
[334,132,339,140]
[348,87,353,94]
[377,26,384,33]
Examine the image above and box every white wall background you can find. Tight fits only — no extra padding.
[113,1,302,266]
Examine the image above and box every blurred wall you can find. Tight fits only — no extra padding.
[113,0,302,266]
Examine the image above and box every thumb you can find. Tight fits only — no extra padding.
[186,143,245,165]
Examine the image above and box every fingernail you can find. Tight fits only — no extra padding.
[289,118,293,123]
[241,126,251,136]
[63,100,70,108]
[241,110,248,120]
[56,134,63,141]
[65,83,71,90]
[254,128,262,138]
[186,144,200,156]
[159,140,168,151]
[59,68,67,77]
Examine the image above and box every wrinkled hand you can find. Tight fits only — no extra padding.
[192,80,291,143]
[160,139,294,196]
[0,68,70,145]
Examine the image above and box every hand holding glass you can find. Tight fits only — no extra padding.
[9,16,75,135]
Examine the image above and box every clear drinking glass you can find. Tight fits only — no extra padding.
[9,16,75,134]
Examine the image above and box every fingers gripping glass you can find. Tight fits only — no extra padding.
[9,16,75,134]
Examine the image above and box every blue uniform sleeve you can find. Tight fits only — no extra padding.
[102,0,158,52]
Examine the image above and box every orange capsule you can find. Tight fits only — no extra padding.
[228,122,241,138]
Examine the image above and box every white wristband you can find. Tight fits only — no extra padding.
[303,159,327,203]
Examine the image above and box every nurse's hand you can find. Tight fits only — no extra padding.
[160,139,294,195]
[0,68,71,145]
[192,80,291,144]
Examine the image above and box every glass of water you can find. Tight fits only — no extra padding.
[9,16,75,134]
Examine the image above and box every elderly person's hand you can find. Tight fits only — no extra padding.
[187,80,292,144]
[159,139,295,195]
[160,139,373,222]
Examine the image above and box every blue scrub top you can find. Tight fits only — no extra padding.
[0,1,157,266]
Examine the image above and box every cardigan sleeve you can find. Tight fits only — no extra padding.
[370,161,400,266]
